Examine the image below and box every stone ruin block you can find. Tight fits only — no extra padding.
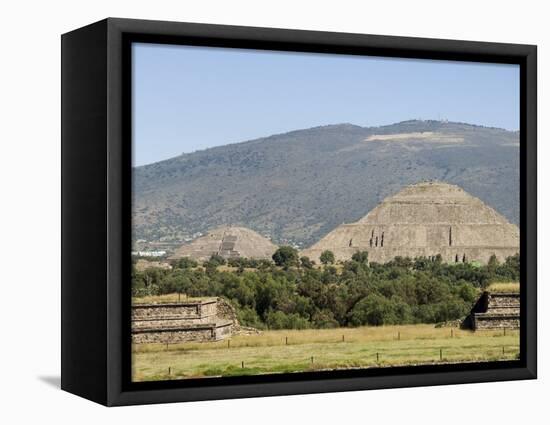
[131,298,238,344]
[463,291,520,330]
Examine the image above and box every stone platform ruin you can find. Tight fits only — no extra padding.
[463,292,520,330]
[132,298,236,344]
[170,226,278,262]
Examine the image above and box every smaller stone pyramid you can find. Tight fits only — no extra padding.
[170,226,278,261]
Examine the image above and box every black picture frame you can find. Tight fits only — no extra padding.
[61,17,537,406]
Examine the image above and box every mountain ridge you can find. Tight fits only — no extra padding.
[136,119,518,168]
[133,120,519,248]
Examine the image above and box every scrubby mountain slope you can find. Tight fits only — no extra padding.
[133,120,519,247]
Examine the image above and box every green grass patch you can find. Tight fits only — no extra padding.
[132,324,519,382]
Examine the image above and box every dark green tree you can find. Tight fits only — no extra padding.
[172,257,198,269]
[300,256,315,269]
[272,246,299,268]
[320,250,335,265]
[351,250,369,265]
[207,254,226,266]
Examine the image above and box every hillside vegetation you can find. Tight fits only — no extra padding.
[133,120,519,247]
[132,251,520,329]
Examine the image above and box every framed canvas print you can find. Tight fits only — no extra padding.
[61,18,537,406]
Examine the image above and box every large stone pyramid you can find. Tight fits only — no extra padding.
[170,226,278,262]
[301,182,519,264]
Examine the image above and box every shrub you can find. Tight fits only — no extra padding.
[272,246,299,268]
[207,254,226,266]
[172,257,198,269]
[348,294,398,326]
[300,256,315,269]
[311,309,340,328]
[351,251,369,265]
[320,250,335,265]
[265,310,310,329]
[237,306,265,329]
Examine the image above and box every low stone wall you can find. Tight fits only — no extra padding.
[132,300,217,320]
[463,292,520,330]
[132,298,237,343]
[132,318,217,330]
[473,314,519,330]
[132,321,233,344]
[485,293,520,314]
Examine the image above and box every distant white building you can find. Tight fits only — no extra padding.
[132,250,167,257]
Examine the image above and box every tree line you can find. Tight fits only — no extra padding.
[132,247,519,329]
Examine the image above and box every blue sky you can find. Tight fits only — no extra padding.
[132,43,519,166]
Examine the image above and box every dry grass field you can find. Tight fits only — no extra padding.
[487,282,520,293]
[132,324,520,382]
